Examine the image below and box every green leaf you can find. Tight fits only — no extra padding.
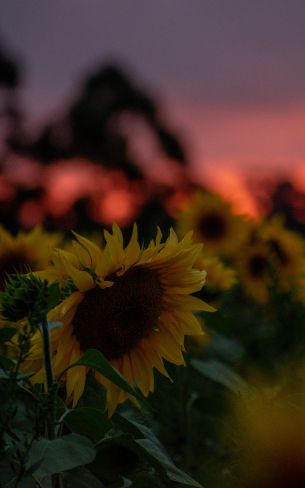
[89,434,139,483]
[135,438,202,487]
[55,394,69,420]
[60,349,146,407]
[62,467,105,487]
[113,412,156,441]
[0,327,17,343]
[122,472,158,488]
[26,433,96,481]
[47,282,61,311]
[78,373,107,411]
[113,413,202,488]
[0,355,15,370]
[64,407,112,443]
[14,474,37,488]
[0,456,18,486]
[118,477,133,487]
[191,358,248,394]
[0,368,10,380]
[0,369,32,380]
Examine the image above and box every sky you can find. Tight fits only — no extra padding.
[1,0,305,213]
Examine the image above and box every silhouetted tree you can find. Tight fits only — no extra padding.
[0,39,23,166]
[2,59,194,235]
[9,64,188,180]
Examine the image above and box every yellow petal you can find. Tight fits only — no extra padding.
[130,349,150,397]
[170,295,216,312]
[112,223,124,245]
[72,231,102,264]
[66,343,83,406]
[125,224,141,266]
[72,240,93,268]
[152,328,185,365]
[61,255,94,292]
[95,250,113,278]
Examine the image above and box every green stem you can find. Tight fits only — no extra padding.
[40,317,54,395]
[40,317,56,442]
[39,317,61,488]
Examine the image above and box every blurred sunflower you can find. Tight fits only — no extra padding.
[26,224,213,415]
[176,192,248,257]
[236,242,271,304]
[0,226,61,290]
[196,254,237,293]
[228,381,305,488]
[260,216,305,294]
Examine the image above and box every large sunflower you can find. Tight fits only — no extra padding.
[0,226,61,290]
[26,224,213,415]
[176,192,248,257]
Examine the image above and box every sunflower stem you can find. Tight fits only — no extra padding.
[40,316,57,440]
[40,317,60,488]
[40,317,54,395]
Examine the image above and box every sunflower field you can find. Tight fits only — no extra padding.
[1,187,305,488]
[1,36,305,487]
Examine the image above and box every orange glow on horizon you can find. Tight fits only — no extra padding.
[198,163,261,219]
[44,159,105,216]
[292,166,305,194]
[171,102,305,166]
[98,189,137,225]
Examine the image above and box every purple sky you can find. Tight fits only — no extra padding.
[1,0,305,185]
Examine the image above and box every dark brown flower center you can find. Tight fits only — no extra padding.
[199,212,227,241]
[0,251,31,290]
[248,253,268,278]
[73,265,163,360]
[268,238,289,266]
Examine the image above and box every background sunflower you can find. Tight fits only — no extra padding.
[260,216,305,295]
[176,192,249,258]
[0,226,61,290]
[235,242,272,304]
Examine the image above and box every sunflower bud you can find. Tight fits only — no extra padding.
[0,273,60,327]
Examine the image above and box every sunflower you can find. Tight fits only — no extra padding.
[196,254,237,293]
[26,224,213,415]
[235,242,272,304]
[260,216,305,294]
[176,191,248,257]
[227,379,305,488]
[0,226,61,291]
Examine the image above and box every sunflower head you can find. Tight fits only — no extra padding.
[236,242,271,304]
[0,226,62,290]
[26,224,214,415]
[196,254,237,293]
[259,216,305,294]
[176,191,248,257]
[0,274,50,325]
[73,265,163,360]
